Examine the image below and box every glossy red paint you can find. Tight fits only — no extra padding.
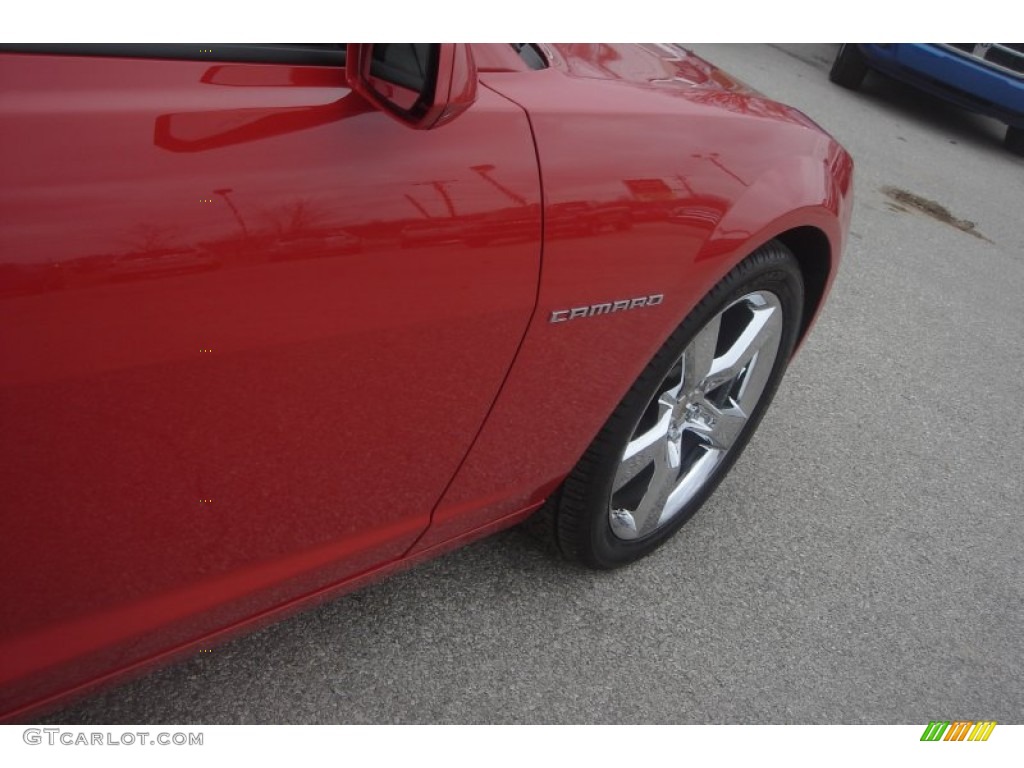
[433,44,480,128]
[421,44,853,547]
[0,43,852,721]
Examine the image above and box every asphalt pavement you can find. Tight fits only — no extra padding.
[44,44,1024,724]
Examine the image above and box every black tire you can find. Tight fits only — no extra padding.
[536,242,804,570]
[829,44,869,90]
[1005,125,1024,157]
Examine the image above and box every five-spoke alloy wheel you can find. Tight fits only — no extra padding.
[538,241,805,569]
[609,290,784,541]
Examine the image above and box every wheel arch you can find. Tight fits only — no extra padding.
[692,145,851,355]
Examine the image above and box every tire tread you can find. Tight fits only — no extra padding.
[829,44,869,90]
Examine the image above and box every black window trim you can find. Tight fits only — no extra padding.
[0,44,346,67]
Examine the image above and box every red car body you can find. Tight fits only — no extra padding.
[0,43,853,721]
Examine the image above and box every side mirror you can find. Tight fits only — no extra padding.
[346,44,477,130]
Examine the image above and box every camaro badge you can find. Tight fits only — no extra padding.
[550,294,664,323]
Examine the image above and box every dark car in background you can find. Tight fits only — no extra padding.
[829,43,1024,154]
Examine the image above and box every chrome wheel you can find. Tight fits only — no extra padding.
[533,241,803,569]
[609,290,784,541]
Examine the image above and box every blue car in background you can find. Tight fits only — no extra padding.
[829,44,1024,155]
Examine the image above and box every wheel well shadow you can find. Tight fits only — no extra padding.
[774,226,831,343]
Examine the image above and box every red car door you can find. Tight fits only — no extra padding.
[0,46,541,715]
